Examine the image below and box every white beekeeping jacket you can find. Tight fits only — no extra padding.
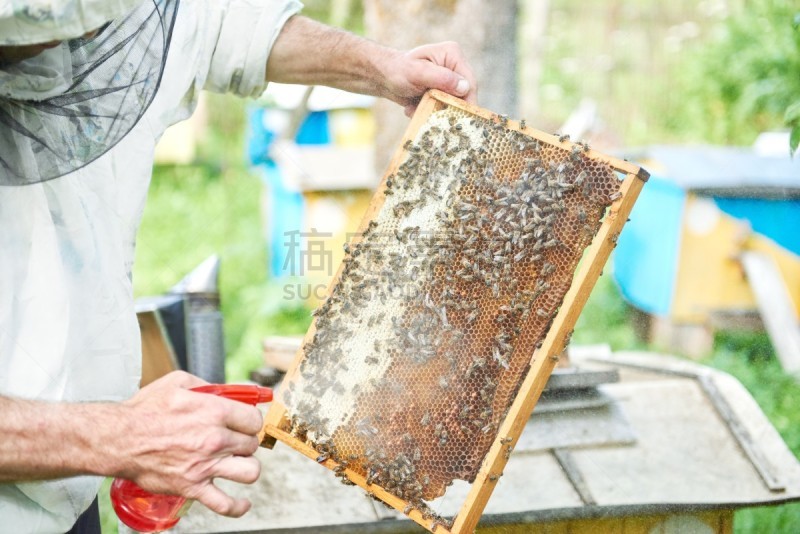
[0,0,302,531]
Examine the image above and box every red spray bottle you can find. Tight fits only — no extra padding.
[110,384,272,532]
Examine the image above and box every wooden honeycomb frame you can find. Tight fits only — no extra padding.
[260,89,648,533]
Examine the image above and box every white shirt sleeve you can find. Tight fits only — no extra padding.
[146,0,302,132]
[205,0,303,97]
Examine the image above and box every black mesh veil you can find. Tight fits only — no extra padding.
[0,0,179,185]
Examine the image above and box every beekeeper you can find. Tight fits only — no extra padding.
[0,0,477,531]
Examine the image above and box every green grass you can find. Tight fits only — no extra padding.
[703,331,800,532]
[133,162,310,382]
[572,269,647,351]
[99,478,117,533]
[133,92,312,383]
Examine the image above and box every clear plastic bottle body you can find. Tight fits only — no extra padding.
[110,384,272,532]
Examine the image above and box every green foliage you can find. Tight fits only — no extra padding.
[224,281,311,381]
[670,1,800,147]
[572,270,646,351]
[135,162,312,383]
[537,1,800,149]
[790,14,800,156]
[707,331,800,446]
[703,332,800,532]
[294,0,364,33]
[98,478,117,533]
[135,166,236,371]
[134,93,311,383]
[786,100,800,156]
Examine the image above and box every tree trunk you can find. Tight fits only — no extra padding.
[519,0,549,120]
[365,0,519,172]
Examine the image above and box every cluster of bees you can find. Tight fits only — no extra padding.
[280,107,620,526]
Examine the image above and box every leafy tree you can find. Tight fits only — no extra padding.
[786,13,800,156]
[671,1,800,153]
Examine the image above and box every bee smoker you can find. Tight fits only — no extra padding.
[170,255,226,383]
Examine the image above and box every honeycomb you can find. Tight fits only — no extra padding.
[279,107,620,523]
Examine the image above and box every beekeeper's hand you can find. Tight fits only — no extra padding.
[381,41,478,116]
[266,15,478,116]
[0,371,263,518]
[116,371,263,517]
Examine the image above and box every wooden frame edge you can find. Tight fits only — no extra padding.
[260,89,648,533]
[264,424,453,533]
[426,89,649,181]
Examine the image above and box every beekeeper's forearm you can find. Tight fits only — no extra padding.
[265,15,476,115]
[0,372,263,518]
[0,396,121,482]
[266,15,398,99]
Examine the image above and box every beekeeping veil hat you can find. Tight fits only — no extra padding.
[0,0,179,184]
